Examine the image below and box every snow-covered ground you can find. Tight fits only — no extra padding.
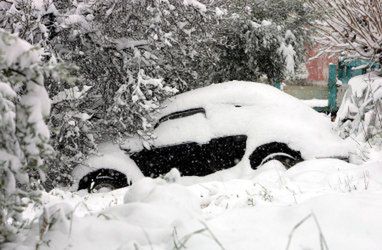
[7,151,382,250]
[302,99,328,108]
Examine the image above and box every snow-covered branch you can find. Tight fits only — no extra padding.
[309,0,382,63]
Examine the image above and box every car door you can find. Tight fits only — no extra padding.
[130,108,212,177]
[130,107,248,177]
[200,135,247,173]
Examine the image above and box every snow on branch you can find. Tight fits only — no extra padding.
[308,0,382,63]
[0,29,52,243]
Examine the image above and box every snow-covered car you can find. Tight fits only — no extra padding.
[73,81,355,192]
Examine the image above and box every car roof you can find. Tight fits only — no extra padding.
[123,81,352,160]
[158,81,302,117]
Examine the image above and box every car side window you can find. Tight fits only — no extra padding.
[131,135,247,178]
[154,108,206,129]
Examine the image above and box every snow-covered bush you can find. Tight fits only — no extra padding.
[210,0,313,83]
[336,72,382,146]
[109,69,178,137]
[0,29,52,243]
[0,0,57,48]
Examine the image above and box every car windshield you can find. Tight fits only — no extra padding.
[154,108,206,129]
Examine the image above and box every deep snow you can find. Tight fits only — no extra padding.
[7,154,382,250]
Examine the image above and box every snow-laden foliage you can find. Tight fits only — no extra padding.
[336,72,382,146]
[309,0,382,64]
[0,0,57,48]
[211,0,313,83]
[0,29,51,243]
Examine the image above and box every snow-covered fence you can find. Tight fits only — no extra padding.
[338,60,381,85]
[328,64,338,114]
[327,60,379,116]
[286,60,374,117]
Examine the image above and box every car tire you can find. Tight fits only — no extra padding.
[78,169,129,193]
[259,152,302,169]
[90,177,120,193]
[249,142,303,169]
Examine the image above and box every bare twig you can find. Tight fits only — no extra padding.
[285,212,329,250]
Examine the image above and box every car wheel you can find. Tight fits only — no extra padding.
[260,152,302,169]
[90,178,120,193]
[78,169,129,193]
[249,142,303,169]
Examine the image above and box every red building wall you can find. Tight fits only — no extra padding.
[306,47,338,84]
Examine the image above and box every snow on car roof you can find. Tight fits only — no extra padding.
[160,81,302,116]
[151,81,354,160]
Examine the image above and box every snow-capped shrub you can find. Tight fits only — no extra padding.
[210,0,313,83]
[0,29,52,243]
[109,69,178,137]
[336,72,382,146]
